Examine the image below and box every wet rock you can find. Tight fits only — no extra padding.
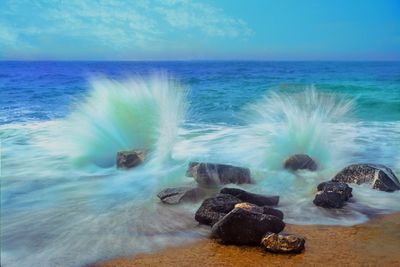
[186,162,251,187]
[157,187,206,204]
[211,208,285,245]
[195,194,241,226]
[332,164,400,192]
[313,181,353,208]
[283,154,317,171]
[116,150,146,169]
[261,232,305,253]
[234,202,284,220]
[220,187,279,206]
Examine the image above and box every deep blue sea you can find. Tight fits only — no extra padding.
[1,61,400,267]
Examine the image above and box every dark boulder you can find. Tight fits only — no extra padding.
[234,202,284,220]
[157,187,206,204]
[313,181,353,208]
[261,232,305,253]
[116,150,146,169]
[220,187,279,206]
[283,154,317,171]
[186,162,251,187]
[195,194,241,226]
[211,208,285,245]
[263,206,285,220]
[332,164,400,192]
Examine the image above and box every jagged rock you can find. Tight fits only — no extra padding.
[220,187,279,206]
[261,232,305,253]
[332,164,400,192]
[157,187,206,204]
[195,194,241,226]
[116,150,146,169]
[313,181,353,208]
[234,202,284,220]
[186,162,251,186]
[283,154,317,171]
[211,208,285,245]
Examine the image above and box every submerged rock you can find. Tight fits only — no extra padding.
[186,162,251,187]
[157,187,206,204]
[116,150,146,169]
[261,232,305,253]
[283,154,317,171]
[211,208,285,245]
[313,181,353,208]
[195,194,241,226]
[332,164,400,192]
[220,187,279,206]
[234,202,284,220]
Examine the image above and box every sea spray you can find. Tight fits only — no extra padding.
[175,87,356,175]
[244,86,355,170]
[2,62,400,267]
[63,74,187,167]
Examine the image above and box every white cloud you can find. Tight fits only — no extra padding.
[0,0,252,58]
[156,0,252,37]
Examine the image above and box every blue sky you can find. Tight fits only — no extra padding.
[0,0,399,60]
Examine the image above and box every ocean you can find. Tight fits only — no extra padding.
[1,61,400,266]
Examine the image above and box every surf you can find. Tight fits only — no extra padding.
[61,74,187,168]
[244,86,355,170]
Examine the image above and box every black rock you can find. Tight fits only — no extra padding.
[186,162,251,187]
[116,150,146,169]
[261,232,305,253]
[332,163,400,192]
[313,181,353,208]
[262,206,285,220]
[234,202,284,220]
[283,154,317,171]
[195,194,241,226]
[157,187,206,204]
[211,208,285,245]
[220,187,279,206]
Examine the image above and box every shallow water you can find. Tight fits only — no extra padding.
[1,61,400,267]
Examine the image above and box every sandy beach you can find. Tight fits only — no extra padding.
[90,213,400,267]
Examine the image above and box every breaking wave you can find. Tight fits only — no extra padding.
[245,87,355,170]
[63,74,187,167]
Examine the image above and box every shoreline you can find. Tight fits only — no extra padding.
[90,212,400,267]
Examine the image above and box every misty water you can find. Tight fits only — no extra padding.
[1,61,400,267]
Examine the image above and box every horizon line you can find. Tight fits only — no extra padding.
[1,59,400,63]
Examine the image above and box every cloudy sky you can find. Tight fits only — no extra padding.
[0,0,399,60]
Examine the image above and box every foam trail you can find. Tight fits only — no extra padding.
[62,74,187,167]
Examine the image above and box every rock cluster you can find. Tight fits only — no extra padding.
[312,163,399,209]
[332,163,400,192]
[195,188,305,253]
[313,181,353,208]
[139,153,398,256]
[194,190,283,226]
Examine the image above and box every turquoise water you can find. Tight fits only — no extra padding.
[1,61,400,266]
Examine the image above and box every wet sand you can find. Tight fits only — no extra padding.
[91,213,400,267]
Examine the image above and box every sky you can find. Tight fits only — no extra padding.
[0,0,399,60]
